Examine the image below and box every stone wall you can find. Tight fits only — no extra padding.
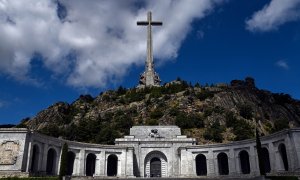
[0,128,28,172]
[1,127,300,178]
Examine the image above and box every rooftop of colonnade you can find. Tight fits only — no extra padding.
[183,128,299,150]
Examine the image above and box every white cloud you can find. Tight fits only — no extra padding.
[0,0,224,88]
[276,60,289,70]
[246,0,300,32]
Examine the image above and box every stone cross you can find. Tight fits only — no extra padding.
[137,11,162,87]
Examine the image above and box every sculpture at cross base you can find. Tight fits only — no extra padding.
[137,11,162,88]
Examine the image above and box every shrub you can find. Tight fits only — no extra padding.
[273,93,293,105]
[150,109,164,119]
[196,90,214,101]
[39,124,61,138]
[226,111,254,140]
[116,86,127,96]
[204,121,225,143]
[145,118,159,125]
[96,126,120,145]
[273,118,289,132]
[238,103,253,119]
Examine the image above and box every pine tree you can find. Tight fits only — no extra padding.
[256,128,265,176]
[59,143,68,180]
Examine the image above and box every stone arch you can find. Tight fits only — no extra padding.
[107,154,118,176]
[196,154,207,176]
[144,151,168,177]
[261,147,271,173]
[239,150,250,174]
[30,144,41,173]
[86,153,96,176]
[46,148,57,175]
[66,151,76,176]
[278,143,289,171]
[217,152,229,175]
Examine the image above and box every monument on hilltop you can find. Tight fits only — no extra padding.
[137,11,162,87]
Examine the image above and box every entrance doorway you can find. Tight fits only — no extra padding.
[107,154,118,176]
[217,152,229,175]
[150,157,161,177]
[144,151,168,177]
[66,151,76,176]
[196,154,207,176]
[86,153,96,176]
[46,148,57,175]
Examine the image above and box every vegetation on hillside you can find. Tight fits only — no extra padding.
[18,77,299,144]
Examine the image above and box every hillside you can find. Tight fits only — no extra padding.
[17,77,300,144]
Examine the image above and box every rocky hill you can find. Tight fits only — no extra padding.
[17,77,300,144]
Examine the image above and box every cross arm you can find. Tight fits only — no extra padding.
[137,21,148,26]
[151,21,163,26]
[137,21,163,26]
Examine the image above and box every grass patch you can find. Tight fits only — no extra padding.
[267,176,298,180]
[2,177,59,180]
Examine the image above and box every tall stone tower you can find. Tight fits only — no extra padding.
[137,11,162,88]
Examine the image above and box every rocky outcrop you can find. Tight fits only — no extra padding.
[21,78,300,144]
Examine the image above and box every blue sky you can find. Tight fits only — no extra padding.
[0,0,300,124]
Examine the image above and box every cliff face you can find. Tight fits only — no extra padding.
[20,77,300,144]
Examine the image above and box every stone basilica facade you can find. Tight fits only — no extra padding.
[1,126,300,178]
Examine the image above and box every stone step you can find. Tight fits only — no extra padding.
[69,176,267,180]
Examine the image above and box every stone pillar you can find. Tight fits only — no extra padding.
[25,141,32,172]
[99,151,106,176]
[228,149,237,176]
[78,149,85,176]
[285,134,296,171]
[290,132,300,172]
[249,145,259,176]
[95,153,101,176]
[57,147,62,176]
[235,151,241,175]
[117,154,121,177]
[187,151,194,176]
[40,143,49,174]
[269,143,276,174]
[126,148,135,177]
[207,150,215,177]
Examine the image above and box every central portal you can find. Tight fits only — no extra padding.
[150,157,161,177]
[144,151,167,177]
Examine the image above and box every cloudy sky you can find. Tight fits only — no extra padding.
[1,0,300,124]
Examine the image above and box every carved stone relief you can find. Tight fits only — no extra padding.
[0,141,20,165]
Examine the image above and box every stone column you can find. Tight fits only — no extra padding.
[78,149,85,176]
[25,141,32,172]
[57,147,62,176]
[95,152,101,176]
[229,149,237,176]
[187,151,194,176]
[126,148,135,177]
[235,151,241,175]
[99,151,106,176]
[207,151,215,177]
[40,143,49,174]
[285,134,295,171]
[249,145,259,176]
[269,143,276,174]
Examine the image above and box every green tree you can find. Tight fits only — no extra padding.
[273,118,289,132]
[238,103,253,119]
[256,128,265,176]
[59,143,68,180]
[204,121,225,143]
[150,109,164,119]
[116,86,127,96]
